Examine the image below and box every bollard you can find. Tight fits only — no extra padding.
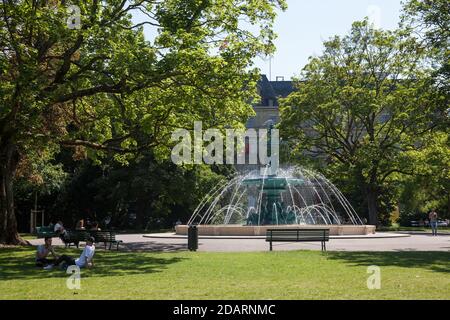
[187,225,198,251]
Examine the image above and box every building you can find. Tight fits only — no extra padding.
[246,75,296,129]
[236,75,295,171]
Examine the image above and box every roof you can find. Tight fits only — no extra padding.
[256,75,296,107]
[270,80,295,98]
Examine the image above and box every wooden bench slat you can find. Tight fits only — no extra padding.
[266,228,330,251]
[61,230,122,250]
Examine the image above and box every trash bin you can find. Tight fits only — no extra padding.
[187,225,198,251]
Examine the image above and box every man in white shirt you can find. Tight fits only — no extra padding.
[44,237,95,270]
[54,221,63,233]
[54,220,68,239]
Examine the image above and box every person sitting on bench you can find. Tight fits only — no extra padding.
[44,237,96,270]
[36,237,58,267]
[54,220,68,242]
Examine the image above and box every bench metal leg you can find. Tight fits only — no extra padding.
[270,241,273,251]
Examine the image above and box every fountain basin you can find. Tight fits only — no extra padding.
[175,224,376,236]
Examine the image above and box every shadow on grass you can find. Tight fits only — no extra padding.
[327,251,450,274]
[120,241,187,252]
[0,247,187,281]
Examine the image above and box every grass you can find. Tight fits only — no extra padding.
[19,233,39,240]
[0,247,449,300]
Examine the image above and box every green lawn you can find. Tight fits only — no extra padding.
[0,247,449,300]
[19,233,39,240]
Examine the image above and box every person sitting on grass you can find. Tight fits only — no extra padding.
[44,237,96,270]
[36,237,58,267]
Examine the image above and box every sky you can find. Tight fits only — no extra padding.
[139,0,404,81]
[255,0,404,80]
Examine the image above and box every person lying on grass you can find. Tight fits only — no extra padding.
[43,237,96,270]
[36,237,58,267]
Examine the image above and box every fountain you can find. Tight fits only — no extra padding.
[175,166,376,236]
[176,122,375,236]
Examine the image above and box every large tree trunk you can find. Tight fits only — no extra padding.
[366,186,379,227]
[447,193,450,217]
[135,198,148,230]
[0,143,27,245]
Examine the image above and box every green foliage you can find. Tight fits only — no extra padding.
[279,20,446,224]
[42,154,229,230]
[402,0,449,52]
[398,131,450,223]
[0,0,286,242]
[0,0,286,160]
[401,0,450,91]
[14,147,67,196]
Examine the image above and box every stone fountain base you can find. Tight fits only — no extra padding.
[175,224,376,236]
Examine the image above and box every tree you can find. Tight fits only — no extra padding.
[279,20,446,226]
[45,153,227,230]
[398,131,450,223]
[0,0,286,244]
[401,0,449,90]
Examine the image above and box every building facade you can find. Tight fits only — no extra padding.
[246,75,295,129]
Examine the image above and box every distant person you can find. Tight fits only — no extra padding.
[54,220,68,242]
[103,215,112,229]
[54,220,67,236]
[75,219,85,230]
[429,210,438,236]
[175,219,182,226]
[90,221,101,231]
[36,237,58,267]
[54,220,63,233]
[85,218,92,229]
[44,237,96,270]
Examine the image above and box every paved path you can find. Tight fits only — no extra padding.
[29,233,450,252]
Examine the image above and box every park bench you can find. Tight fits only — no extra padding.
[90,230,123,251]
[61,230,90,248]
[266,228,330,251]
[61,230,122,250]
[36,226,56,238]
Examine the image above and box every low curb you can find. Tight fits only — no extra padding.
[143,232,410,240]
